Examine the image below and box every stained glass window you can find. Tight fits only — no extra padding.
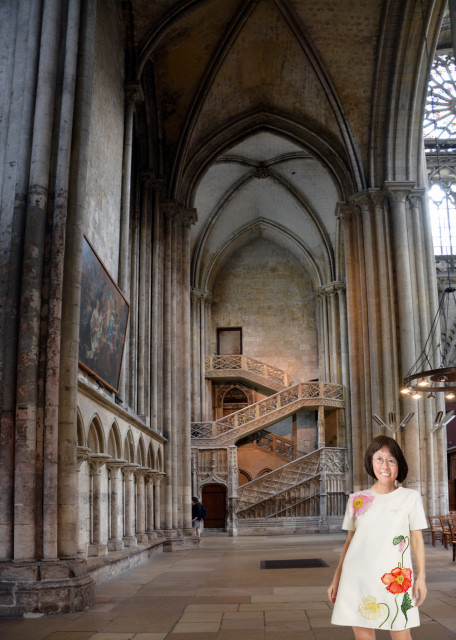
[424,52,456,255]
[424,53,456,139]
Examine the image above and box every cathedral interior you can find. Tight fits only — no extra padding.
[1,0,456,617]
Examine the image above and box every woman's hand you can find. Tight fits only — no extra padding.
[412,574,427,607]
[328,580,338,605]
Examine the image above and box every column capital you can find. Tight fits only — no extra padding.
[182,207,197,227]
[106,458,127,470]
[315,281,345,298]
[124,81,144,104]
[122,463,140,477]
[335,201,355,220]
[160,199,182,220]
[88,453,111,472]
[77,446,90,468]
[384,181,416,204]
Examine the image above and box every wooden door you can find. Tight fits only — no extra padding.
[201,484,226,528]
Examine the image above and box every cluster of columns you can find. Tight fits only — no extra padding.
[79,450,165,556]
[342,186,447,514]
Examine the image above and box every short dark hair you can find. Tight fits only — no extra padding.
[364,435,408,483]
[191,496,199,503]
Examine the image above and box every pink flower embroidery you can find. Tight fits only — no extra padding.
[398,538,406,553]
[350,492,375,518]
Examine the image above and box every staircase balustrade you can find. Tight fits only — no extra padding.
[205,355,297,388]
[236,448,347,520]
[191,381,344,447]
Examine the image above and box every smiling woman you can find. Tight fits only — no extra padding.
[328,436,428,639]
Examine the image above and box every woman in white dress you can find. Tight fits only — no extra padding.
[328,435,427,640]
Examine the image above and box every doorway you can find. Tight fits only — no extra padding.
[217,328,242,355]
[201,483,226,528]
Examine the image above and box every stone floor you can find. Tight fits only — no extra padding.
[1,533,455,640]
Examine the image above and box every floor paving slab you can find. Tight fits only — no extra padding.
[0,534,455,640]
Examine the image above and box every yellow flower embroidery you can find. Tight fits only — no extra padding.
[359,596,388,621]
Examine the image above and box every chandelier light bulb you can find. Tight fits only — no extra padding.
[400,387,412,395]
[417,378,429,387]
[446,391,455,400]
[427,392,437,399]
[412,391,423,399]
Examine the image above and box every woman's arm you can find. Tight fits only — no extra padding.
[410,529,427,606]
[328,529,355,604]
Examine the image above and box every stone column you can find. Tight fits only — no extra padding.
[135,469,148,542]
[149,177,165,433]
[87,454,110,556]
[146,473,155,538]
[122,464,139,547]
[107,460,125,551]
[58,0,97,564]
[153,473,165,531]
[161,202,174,531]
[118,81,143,403]
[13,0,63,564]
[191,289,202,422]
[317,405,325,449]
[202,292,213,421]
[385,183,421,490]
[182,210,197,532]
[227,446,239,536]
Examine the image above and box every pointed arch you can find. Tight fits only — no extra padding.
[107,420,122,458]
[77,408,85,447]
[137,436,146,467]
[87,415,105,453]
[124,429,135,463]
[147,443,155,470]
[156,447,163,472]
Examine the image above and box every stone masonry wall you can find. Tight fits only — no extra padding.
[211,237,318,382]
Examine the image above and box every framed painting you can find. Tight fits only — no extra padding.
[78,236,130,393]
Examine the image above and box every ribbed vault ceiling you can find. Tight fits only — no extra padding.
[129,0,441,288]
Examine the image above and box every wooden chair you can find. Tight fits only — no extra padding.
[440,516,455,549]
[448,518,456,562]
[429,516,445,546]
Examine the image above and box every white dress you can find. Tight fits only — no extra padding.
[331,487,428,630]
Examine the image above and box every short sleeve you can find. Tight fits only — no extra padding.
[341,494,356,531]
[409,490,428,530]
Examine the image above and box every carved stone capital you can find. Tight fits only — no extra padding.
[124,81,144,104]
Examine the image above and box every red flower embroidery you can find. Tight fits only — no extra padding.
[381,566,412,594]
[350,492,375,517]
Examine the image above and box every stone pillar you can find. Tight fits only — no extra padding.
[107,460,125,551]
[317,405,326,449]
[87,454,110,556]
[135,469,149,542]
[161,202,174,531]
[385,183,421,490]
[118,82,143,403]
[182,210,197,532]
[227,446,239,536]
[191,289,202,422]
[153,473,165,531]
[122,464,138,547]
[145,473,155,537]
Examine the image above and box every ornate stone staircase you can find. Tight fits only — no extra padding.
[205,355,297,393]
[191,380,344,447]
[191,355,347,532]
[236,447,346,519]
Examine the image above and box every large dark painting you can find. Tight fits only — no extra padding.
[79,236,130,393]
